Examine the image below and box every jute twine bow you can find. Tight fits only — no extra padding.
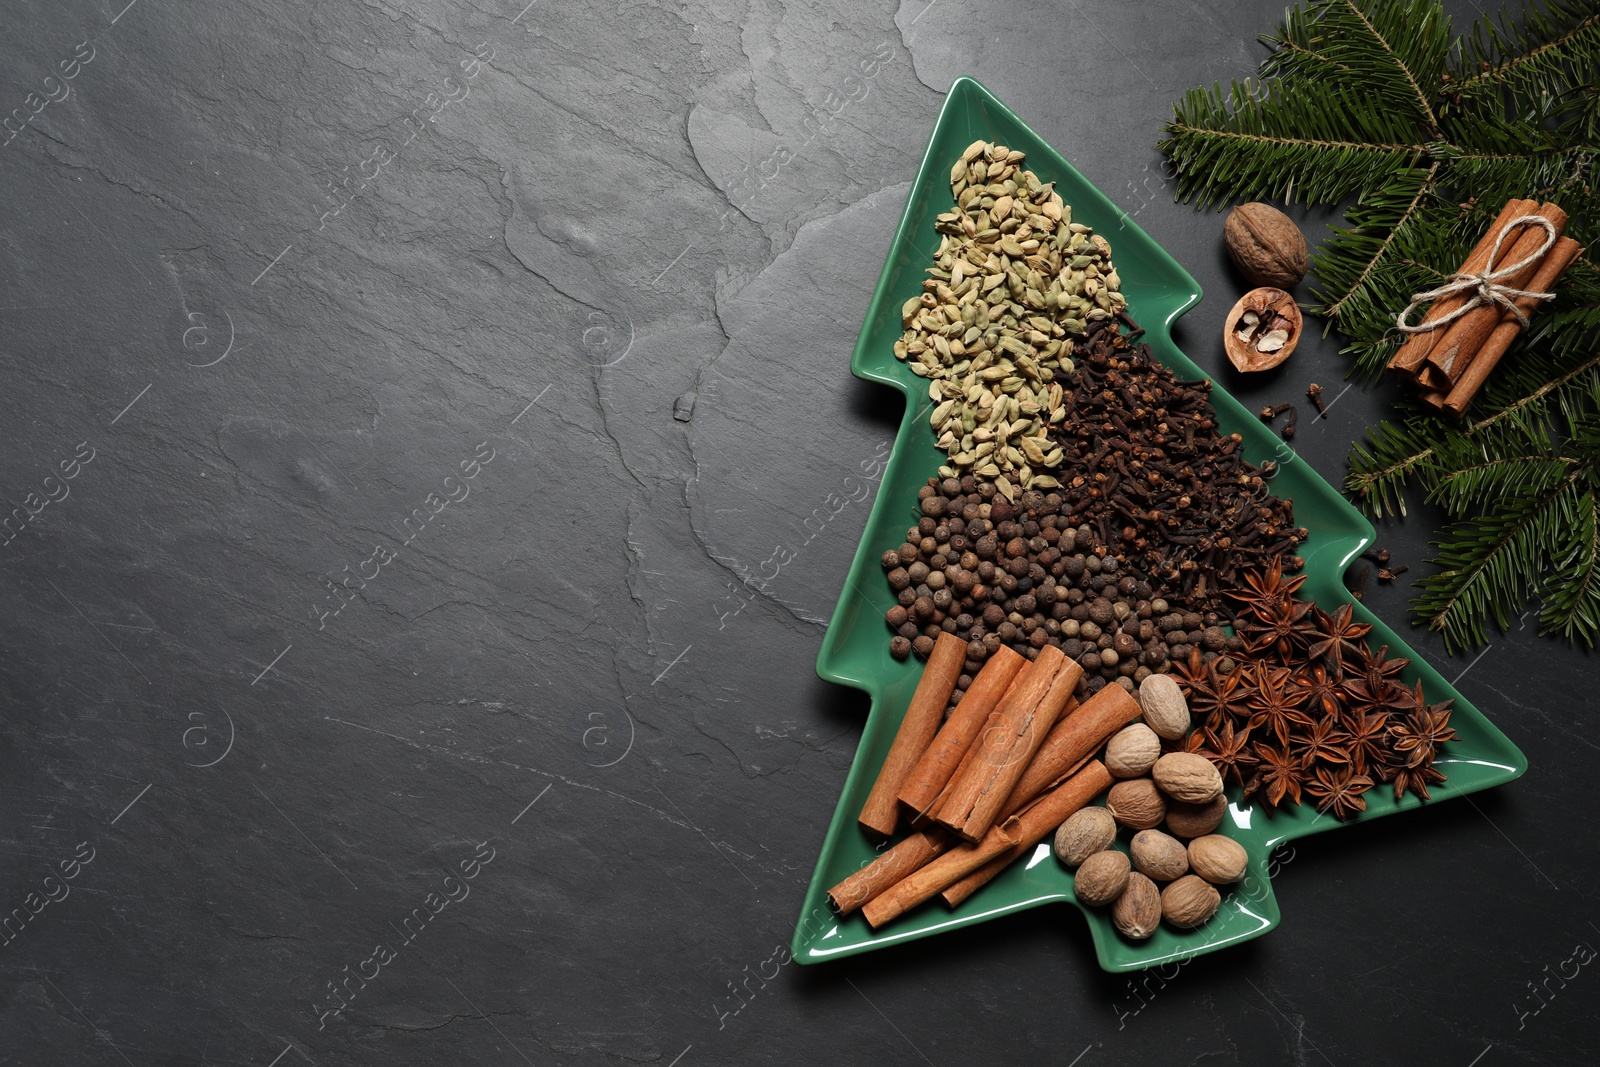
[1395,214,1559,334]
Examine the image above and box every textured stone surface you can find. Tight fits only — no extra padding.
[0,0,1593,1064]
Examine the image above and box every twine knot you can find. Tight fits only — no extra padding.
[1395,214,1559,334]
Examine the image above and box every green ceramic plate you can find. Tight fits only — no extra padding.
[794,77,1528,973]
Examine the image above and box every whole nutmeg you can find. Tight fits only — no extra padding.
[1073,849,1130,907]
[1105,722,1162,778]
[1161,874,1222,929]
[1166,794,1228,839]
[1137,674,1191,740]
[1129,829,1189,882]
[1112,872,1162,940]
[1153,752,1225,804]
[1188,834,1249,884]
[1106,778,1166,831]
[1054,807,1118,867]
[1223,202,1308,289]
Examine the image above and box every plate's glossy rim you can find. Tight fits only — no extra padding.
[797,76,1529,972]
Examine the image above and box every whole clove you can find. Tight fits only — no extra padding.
[1259,402,1298,440]
[1042,320,1304,613]
[1306,382,1328,418]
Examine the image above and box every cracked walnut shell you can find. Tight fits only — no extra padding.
[1223,287,1302,372]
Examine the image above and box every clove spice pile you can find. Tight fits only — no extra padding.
[1046,320,1305,611]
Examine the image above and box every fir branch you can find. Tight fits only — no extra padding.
[1416,470,1586,650]
[1339,0,1441,132]
[1163,0,1600,648]
[1316,163,1439,320]
[1454,6,1600,94]
[1540,487,1600,643]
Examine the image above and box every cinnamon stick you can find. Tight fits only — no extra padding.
[1004,682,1141,814]
[1442,236,1585,418]
[942,762,1115,908]
[1390,199,1530,374]
[941,687,1140,906]
[864,761,1113,926]
[826,829,953,915]
[896,646,1026,820]
[926,665,1036,825]
[1422,202,1569,387]
[1390,198,1534,376]
[858,631,966,837]
[932,648,1076,843]
[859,826,1018,929]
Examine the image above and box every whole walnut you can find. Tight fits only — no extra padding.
[1224,202,1309,289]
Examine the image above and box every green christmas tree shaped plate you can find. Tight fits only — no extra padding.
[794,77,1527,973]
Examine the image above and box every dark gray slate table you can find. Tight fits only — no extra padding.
[1,0,1594,1063]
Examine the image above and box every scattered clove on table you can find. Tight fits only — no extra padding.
[1259,402,1298,440]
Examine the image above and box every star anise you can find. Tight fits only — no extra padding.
[1189,658,1258,733]
[1389,703,1457,767]
[1305,764,1373,820]
[1335,675,1391,723]
[1241,596,1319,658]
[1340,711,1391,777]
[1192,719,1259,787]
[1244,664,1311,746]
[1290,664,1344,720]
[1358,644,1411,689]
[1305,602,1373,673]
[1247,743,1305,810]
[1387,760,1446,802]
[1226,555,1308,618]
[1292,716,1351,767]
[1170,646,1217,703]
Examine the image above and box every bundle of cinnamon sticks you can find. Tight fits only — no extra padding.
[1388,198,1584,418]
[833,632,1141,928]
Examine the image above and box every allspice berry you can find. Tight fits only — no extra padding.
[1223,202,1309,289]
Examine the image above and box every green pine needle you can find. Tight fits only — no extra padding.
[1160,0,1600,650]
